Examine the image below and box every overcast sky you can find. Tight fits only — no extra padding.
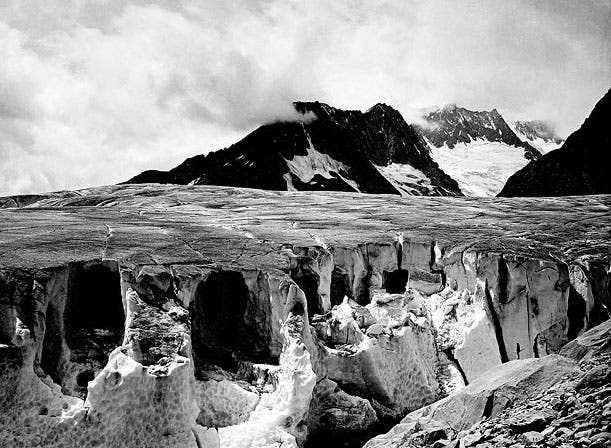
[1,0,609,195]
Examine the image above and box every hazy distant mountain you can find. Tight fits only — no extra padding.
[510,120,564,153]
[499,88,611,197]
[127,102,462,196]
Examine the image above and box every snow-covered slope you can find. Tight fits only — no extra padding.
[375,163,443,195]
[283,125,360,191]
[415,105,543,196]
[510,120,564,153]
[428,140,533,197]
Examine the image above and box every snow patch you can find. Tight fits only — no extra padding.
[375,163,436,196]
[284,127,360,191]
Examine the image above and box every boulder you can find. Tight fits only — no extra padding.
[307,378,378,437]
[560,318,611,361]
[364,355,579,447]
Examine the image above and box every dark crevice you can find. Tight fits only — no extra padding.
[532,335,540,358]
[498,257,509,304]
[444,348,469,385]
[290,256,323,316]
[293,272,322,316]
[76,369,95,388]
[41,260,124,398]
[529,296,540,316]
[439,270,447,287]
[355,271,372,305]
[483,279,509,363]
[190,270,278,375]
[482,393,495,418]
[289,300,304,317]
[66,261,125,330]
[383,270,410,294]
[330,268,351,306]
[192,428,204,448]
[567,286,587,340]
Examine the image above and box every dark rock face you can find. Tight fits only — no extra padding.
[499,89,611,197]
[415,104,542,160]
[126,102,462,196]
[513,120,563,146]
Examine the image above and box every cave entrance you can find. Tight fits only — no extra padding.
[567,286,587,340]
[330,268,351,307]
[190,271,276,376]
[383,269,410,294]
[293,272,323,316]
[42,260,125,397]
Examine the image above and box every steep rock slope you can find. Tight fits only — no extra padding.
[500,88,611,197]
[415,105,542,196]
[365,320,611,448]
[0,185,610,447]
[127,102,461,196]
[511,120,564,153]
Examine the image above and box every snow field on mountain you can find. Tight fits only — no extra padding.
[429,140,531,196]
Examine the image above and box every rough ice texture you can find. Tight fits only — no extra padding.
[0,184,609,446]
[364,354,581,447]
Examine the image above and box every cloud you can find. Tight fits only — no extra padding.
[0,0,609,195]
[0,2,319,194]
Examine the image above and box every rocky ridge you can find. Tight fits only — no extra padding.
[511,120,564,153]
[500,88,611,197]
[127,102,461,197]
[415,105,541,159]
[414,105,544,196]
[0,184,609,447]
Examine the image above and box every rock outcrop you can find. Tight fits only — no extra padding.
[126,102,461,196]
[0,184,609,447]
[416,105,541,160]
[500,88,611,197]
[366,319,611,448]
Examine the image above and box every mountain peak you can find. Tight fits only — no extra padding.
[441,103,458,112]
[416,104,541,157]
[367,102,396,113]
[512,120,563,147]
[127,101,462,197]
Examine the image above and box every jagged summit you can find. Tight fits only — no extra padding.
[511,119,564,153]
[500,88,611,197]
[416,104,541,159]
[513,120,563,144]
[412,104,543,196]
[127,101,462,196]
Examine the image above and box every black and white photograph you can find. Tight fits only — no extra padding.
[0,1,610,447]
